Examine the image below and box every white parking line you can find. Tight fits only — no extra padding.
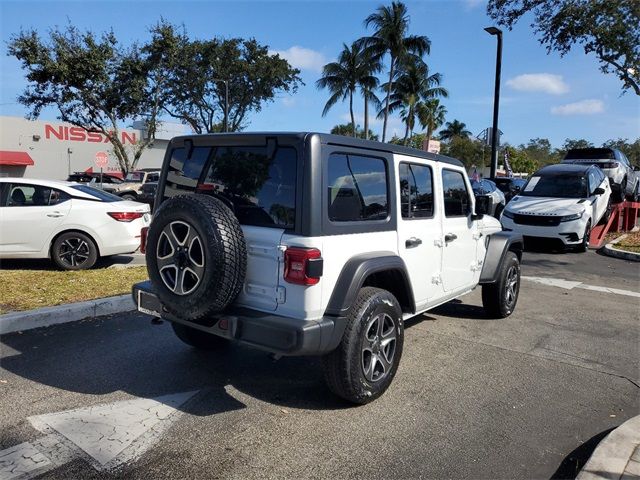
[522,276,640,298]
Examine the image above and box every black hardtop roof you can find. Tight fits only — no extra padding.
[564,147,617,159]
[170,131,464,167]
[535,163,595,176]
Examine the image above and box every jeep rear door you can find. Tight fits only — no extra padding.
[395,157,443,309]
[160,141,299,313]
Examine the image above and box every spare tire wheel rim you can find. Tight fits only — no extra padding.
[361,313,397,383]
[156,221,205,295]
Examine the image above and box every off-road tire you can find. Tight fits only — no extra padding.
[171,322,229,350]
[146,194,247,321]
[51,231,98,270]
[322,287,404,405]
[481,251,520,318]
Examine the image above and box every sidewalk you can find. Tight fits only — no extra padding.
[578,415,640,480]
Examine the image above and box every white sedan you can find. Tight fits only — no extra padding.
[0,178,150,269]
[500,163,612,252]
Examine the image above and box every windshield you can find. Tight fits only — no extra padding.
[125,172,144,182]
[70,185,123,202]
[520,175,588,198]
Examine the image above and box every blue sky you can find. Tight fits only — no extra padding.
[1,0,638,148]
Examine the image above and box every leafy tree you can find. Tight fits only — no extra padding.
[555,138,595,158]
[518,137,559,166]
[439,119,472,141]
[487,0,640,95]
[417,98,447,150]
[8,25,165,175]
[389,132,427,150]
[384,61,447,145]
[602,138,640,166]
[152,22,301,133]
[504,146,538,175]
[440,136,485,169]
[360,1,431,142]
[331,123,379,141]
[317,42,379,137]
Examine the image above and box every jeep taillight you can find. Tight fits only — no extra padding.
[140,227,149,254]
[284,247,322,285]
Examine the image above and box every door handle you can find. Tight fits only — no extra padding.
[47,213,64,218]
[444,233,458,243]
[405,237,422,248]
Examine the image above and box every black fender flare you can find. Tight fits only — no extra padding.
[325,252,416,317]
[479,231,524,284]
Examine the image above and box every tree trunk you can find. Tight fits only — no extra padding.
[382,57,395,143]
[349,90,355,137]
[426,126,433,150]
[403,121,409,145]
[364,91,369,140]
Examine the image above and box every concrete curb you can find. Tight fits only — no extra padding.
[577,415,640,480]
[601,233,640,262]
[0,294,134,335]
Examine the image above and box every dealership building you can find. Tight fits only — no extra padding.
[0,116,187,180]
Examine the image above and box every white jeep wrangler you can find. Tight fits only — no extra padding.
[133,133,523,404]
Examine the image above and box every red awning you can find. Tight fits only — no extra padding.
[0,151,35,166]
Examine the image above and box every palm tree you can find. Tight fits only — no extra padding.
[417,98,447,148]
[439,119,472,141]
[317,42,381,138]
[384,61,448,145]
[360,1,431,142]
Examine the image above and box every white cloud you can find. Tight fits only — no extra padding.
[464,0,486,10]
[281,97,296,108]
[269,46,327,73]
[551,99,605,116]
[506,73,569,95]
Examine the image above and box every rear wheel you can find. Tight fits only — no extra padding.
[481,251,520,318]
[615,179,626,202]
[171,322,228,350]
[322,287,404,404]
[51,232,98,270]
[121,194,137,201]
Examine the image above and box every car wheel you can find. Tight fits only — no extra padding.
[578,220,591,253]
[322,287,404,404]
[494,204,504,219]
[145,194,247,321]
[601,197,612,224]
[616,179,627,202]
[52,232,98,270]
[121,194,136,201]
[481,251,520,319]
[171,322,229,350]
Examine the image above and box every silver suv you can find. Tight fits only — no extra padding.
[562,148,639,202]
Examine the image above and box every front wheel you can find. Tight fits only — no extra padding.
[51,232,98,270]
[577,220,591,253]
[322,287,404,404]
[481,251,520,318]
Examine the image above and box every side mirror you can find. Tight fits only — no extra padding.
[473,196,490,219]
[513,185,521,192]
[593,187,605,195]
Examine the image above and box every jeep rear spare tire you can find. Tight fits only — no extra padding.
[146,194,247,321]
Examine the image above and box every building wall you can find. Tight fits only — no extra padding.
[0,116,177,180]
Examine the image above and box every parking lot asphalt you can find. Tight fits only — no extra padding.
[1,249,638,479]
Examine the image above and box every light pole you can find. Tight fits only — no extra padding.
[485,26,502,179]
[213,78,229,132]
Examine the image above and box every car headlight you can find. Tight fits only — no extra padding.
[502,209,514,219]
[560,211,583,222]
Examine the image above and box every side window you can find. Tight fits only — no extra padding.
[327,153,388,222]
[399,162,434,219]
[442,170,471,217]
[49,189,71,205]
[164,147,212,197]
[147,173,159,183]
[588,171,597,193]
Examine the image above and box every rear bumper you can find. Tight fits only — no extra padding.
[132,281,345,356]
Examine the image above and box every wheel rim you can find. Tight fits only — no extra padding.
[58,237,91,267]
[584,222,591,248]
[156,221,205,295]
[361,313,397,383]
[504,265,519,307]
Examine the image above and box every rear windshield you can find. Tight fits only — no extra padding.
[125,172,144,182]
[70,185,123,202]
[520,175,588,198]
[564,148,615,160]
[163,145,297,229]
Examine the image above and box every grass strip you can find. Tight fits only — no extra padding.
[0,266,148,314]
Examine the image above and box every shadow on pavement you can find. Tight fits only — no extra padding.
[430,298,492,321]
[550,427,615,479]
[0,255,142,271]
[0,313,349,416]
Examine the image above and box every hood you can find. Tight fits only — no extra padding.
[112,182,141,191]
[506,196,587,216]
